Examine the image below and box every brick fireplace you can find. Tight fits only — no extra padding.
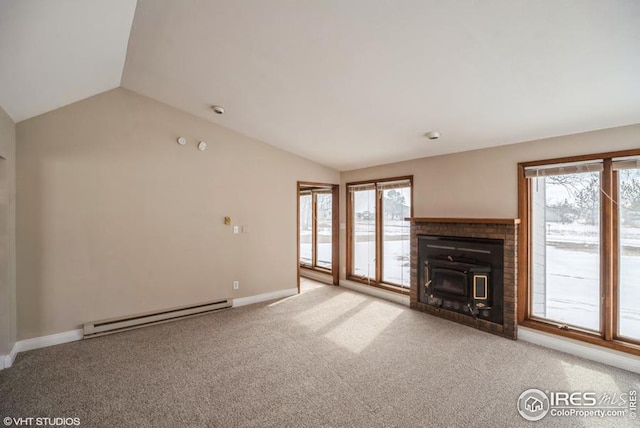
[408,218,519,339]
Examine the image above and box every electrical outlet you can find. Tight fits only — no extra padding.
[233,280,239,290]
[233,226,239,234]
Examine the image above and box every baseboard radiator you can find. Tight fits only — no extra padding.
[83,298,232,339]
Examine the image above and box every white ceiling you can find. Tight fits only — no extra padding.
[2,1,640,170]
[0,0,136,122]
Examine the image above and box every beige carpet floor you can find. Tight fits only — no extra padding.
[1,280,639,427]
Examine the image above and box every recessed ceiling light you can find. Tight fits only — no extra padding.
[211,105,225,115]
[425,131,441,140]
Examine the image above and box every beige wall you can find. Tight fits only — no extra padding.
[0,105,16,356]
[15,85,640,339]
[339,124,640,279]
[17,88,339,339]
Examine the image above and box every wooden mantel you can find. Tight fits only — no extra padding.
[406,217,520,225]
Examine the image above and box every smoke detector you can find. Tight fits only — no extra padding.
[425,131,441,140]
[211,105,225,115]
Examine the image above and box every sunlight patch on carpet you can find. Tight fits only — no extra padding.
[293,292,367,332]
[324,300,403,354]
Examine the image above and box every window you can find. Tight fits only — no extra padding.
[528,163,602,331]
[519,151,640,355]
[616,159,640,342]
[299,193,313,266]
[316,192,333,269]
[382,185,412,286]
[351,184,376,280]
[299,189,333,271]
[347,177,412,291]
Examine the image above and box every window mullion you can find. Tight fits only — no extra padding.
[611,170,620,341]
[376,188,383,284]
[601,159,614,341]
[312,193,317,269]
[347,190,353,277]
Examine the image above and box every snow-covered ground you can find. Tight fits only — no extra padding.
[300,229,332,268]
[536,223,640,340]
[302,220,411,287]
[351,220,410,287]
[351,240,410,287]
[541,246,600,330]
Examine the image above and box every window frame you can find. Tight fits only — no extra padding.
[299,188,334,273]
[298,191,315,269]
[518,149,640,356]
[346,175,413,294]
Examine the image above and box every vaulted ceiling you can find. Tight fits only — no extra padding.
[0,0,136,123]
[2,0,640,170]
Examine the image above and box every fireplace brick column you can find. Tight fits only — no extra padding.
[408,218,519,339]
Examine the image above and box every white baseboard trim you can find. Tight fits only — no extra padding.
[15,329,84,354]
[1,344,17,370]
[0,329,83,371]
[519,326,640,374]
[339,280,410,307]
[233,288,298,307]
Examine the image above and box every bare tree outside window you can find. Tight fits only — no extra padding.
[531,171,600,331]
[523,153,640,352]
[349,179,412,288]
[382,187,411,288]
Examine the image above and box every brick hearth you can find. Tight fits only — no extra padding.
[408,218,519,339]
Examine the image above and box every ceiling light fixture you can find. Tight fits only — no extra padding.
[211,105,225,115]
[425,131,441,140]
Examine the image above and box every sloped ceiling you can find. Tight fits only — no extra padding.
[2,1,639,170]
[0,0,136,122]
[121,0,640,170]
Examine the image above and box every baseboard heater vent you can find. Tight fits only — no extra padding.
[83,298,232,339]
